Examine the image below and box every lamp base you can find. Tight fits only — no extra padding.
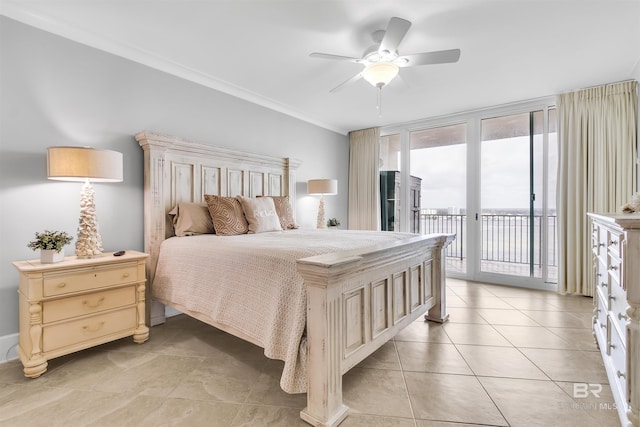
[75,180,104,258]
[316,196,327,229]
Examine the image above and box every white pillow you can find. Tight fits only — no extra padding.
[237,196,282,234]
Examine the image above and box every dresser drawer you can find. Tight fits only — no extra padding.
[607,230,624,257]
[42,306,137,353]
[594,288,608,330]
[608,323,628,402]
[42,286,136,324]
[43,263,139,297]
[608,255,622,289]
[595,258,609,294]
[610,279,629,343]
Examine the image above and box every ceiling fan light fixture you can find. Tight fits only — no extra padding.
[362,61,399,88]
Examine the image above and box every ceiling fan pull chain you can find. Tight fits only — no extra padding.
[377,85,383,117]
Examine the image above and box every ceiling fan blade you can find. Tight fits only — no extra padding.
[310,52,363,63]
[395,49,461,67]
[378,17,411,55]
[329,72,363,93]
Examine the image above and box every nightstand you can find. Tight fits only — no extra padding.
[13,250,149,378]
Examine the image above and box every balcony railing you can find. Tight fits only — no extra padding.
[420,213,557,268]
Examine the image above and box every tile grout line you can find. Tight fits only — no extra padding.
[393,339,420,427]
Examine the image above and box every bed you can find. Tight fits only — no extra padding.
[136,131,454,427]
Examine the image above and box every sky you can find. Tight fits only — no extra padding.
[410,135,557,212]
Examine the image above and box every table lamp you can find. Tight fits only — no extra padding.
[47,146,123,257]
[308,179,338,229]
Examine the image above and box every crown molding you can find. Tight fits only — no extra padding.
[0,1,348,135]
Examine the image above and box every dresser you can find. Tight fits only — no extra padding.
[589,213,640,427]
[13,251,149,378]
[380,171,422,233]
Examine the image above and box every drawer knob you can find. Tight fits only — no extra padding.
[617,370,626,379]
[83,297,105,309]
[82,321,105,333]
[600,322,607,329]
[57,283,67,288]
[122,273,130,279]
[609,295,616,301]
[610,265,618,271]
[618,312,629,321]
[610,240,618,246]
[609,343,617,350]
[600,282,608,288]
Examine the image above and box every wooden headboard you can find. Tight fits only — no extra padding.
[135,131,301,324]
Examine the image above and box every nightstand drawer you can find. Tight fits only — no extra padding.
[42,306,137,353]
[43,264,139,297]
[42,286,136,324]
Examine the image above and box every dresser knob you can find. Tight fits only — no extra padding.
[609,343,617,350]
[57,283,67,288]
[609,295,616,301]
[610,240,618,246]
[600,322,607,329]
[610,265,618,271]
[617,370,626,379]
[618,313,629,321]
[601,282,608,288]
[122,273,130,279]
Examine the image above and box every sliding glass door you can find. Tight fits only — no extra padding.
[479,109,557,283]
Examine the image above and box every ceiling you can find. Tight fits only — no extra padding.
[2,0,640,135]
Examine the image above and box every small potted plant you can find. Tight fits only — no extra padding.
[27,230,73,263]
[327,218,341,228]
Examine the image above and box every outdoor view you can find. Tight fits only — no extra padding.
[383,108,558,284]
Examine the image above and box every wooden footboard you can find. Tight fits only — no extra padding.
[297,233,454,427]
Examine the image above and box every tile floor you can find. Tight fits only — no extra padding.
[0,279,621,426]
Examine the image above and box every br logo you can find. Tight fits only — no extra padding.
[573,383,603,398]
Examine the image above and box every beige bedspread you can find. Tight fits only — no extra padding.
[152,229,414,393]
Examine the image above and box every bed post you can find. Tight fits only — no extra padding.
[137,135,169,326]
[425,241,450,323]
[298,258,354,427]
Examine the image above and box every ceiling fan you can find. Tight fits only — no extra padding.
[310,17,461,93]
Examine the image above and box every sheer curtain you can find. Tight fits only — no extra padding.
[557,80,638,295]
[348,127,381,230]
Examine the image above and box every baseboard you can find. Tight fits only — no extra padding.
[0,333,19,364]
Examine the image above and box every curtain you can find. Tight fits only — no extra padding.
[348,127,381,230]
[557,80,638,296]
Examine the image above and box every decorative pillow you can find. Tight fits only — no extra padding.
[204,195,249,236]
[260,195,298,230]
[237,196,283,234]
[168,203,214,237]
